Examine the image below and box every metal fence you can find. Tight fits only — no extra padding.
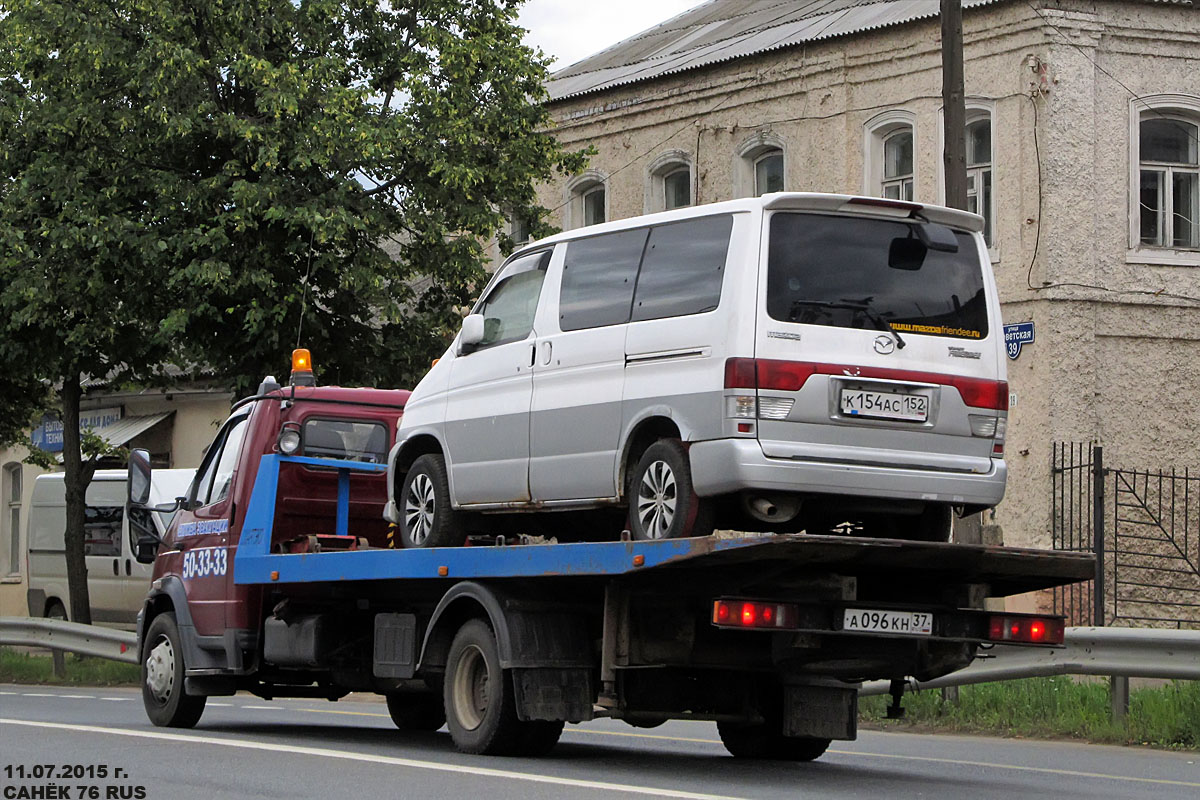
[1052,443,1200,629]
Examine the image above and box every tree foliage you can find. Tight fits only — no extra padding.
[0,0,587,622]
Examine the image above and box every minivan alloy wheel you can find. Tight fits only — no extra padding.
[637,460,678,539]
[404,473,436,546]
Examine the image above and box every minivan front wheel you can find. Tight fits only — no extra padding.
[629,440,714,540]
[400,454,467,548]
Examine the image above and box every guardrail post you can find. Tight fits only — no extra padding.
[52,649,66,678]
[1110,676,1129,720]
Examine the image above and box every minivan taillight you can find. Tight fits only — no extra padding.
[723,358,1008,410]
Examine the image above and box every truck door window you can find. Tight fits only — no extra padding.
[191,414,249,508]
[303,419,388,463]
[83,505,122,557]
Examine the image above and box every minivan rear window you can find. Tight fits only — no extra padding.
[766,213,988,340]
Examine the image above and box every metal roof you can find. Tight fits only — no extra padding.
[545,0,1192,102]
[52,412,174,463]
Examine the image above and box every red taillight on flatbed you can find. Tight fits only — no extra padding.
[724,358,1008,410]
[987,614,1064,645]
[712,599,798,630]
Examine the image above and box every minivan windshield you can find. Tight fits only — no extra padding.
[767,212,988,340]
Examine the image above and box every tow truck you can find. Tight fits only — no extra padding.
[129,350,1093,759]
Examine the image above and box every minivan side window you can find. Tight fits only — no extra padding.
[631,215,733,322]
[559,229,648,331]
[83,505,122,557]
[475,250,550,348]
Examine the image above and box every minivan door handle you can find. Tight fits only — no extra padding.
[541,341,553,365]
[125,559,131,576]
[529,343,536,367]
[112,559,119,576]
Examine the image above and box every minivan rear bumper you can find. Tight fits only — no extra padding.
[689,438,1006,507]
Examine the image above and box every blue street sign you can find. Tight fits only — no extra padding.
[1004,321,1035,360]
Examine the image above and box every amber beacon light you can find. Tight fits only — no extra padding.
[290,348,315,387]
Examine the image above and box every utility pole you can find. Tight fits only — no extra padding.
[942,0,968,210]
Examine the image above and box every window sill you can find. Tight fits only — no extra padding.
[1126,247,1200,266]
[1,575,23,584]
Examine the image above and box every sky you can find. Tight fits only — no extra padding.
[516,0,702,72]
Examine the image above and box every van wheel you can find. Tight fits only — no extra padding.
[385,692,446,731]
[443,619,563,756]
[629,440,714,540]
[45,601,67,621]
[142,612,206,728]
[400,454,467,548]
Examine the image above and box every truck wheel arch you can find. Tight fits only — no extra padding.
[418,582,513,673]
[138,578,203,670]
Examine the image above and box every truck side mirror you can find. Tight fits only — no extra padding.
[128,448,152,506]
[457,313,486,355]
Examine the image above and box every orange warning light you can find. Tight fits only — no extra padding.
[292,349,312,372]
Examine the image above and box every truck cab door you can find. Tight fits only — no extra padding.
[170,413,248,637]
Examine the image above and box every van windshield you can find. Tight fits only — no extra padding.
[767,212,988,340]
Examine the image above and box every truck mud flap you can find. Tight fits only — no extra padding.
[512,668,594,723]
[783,685,857,741]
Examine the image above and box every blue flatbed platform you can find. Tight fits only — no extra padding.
[233,455,1094,595]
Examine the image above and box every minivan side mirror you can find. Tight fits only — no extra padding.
[128,448,152,506]
[458,314,485,355]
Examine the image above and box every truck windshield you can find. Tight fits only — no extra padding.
[766,212,988,340]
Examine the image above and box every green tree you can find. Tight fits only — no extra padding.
[0,0,586,623]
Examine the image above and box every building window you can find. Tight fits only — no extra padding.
[566,170,609,230]
[736,133,787,198]
[866,110,917,202]
[1140,117,1199,249]
[509,213,532,246]
[882,130,914,201]
[646,151,693,213]
[4,463,20,575]
[754,150,784,196]
[966,114,994,246]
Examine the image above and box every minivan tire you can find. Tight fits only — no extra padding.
[142,612,206,728]
[892,503,953,542]
[629,440,714,540]
[399,454,467,548]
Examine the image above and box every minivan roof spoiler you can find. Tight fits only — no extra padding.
[762,193,985,233]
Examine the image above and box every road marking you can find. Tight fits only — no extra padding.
[0,718,745,800]
[99,697,129,702]
[563,728,1200,789]
[59,694,96,699]
[294,707,390,719]
[207,702,232,707]
[241,705,276,710]
[21,692,57,697]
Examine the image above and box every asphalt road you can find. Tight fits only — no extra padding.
[1,684,1197,800]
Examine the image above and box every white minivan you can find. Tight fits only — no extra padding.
[26,469,193,627]
[385,193,1008,546]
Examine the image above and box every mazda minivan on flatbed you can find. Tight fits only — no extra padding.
[387,193,1008,547]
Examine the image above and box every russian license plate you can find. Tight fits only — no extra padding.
[842,608,933,636]
[840,388,928,422]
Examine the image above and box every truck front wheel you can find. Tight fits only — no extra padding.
[141,612,206,728]
[443,619,563,756]
[400,454,467,548]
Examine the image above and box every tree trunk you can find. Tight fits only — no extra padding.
[60,371,96,625]
[941,0,968,210]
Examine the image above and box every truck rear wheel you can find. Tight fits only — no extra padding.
[385,692,446,732]
[443,619,563,756]
[142,612,206,728]
[717,720,830,761]
[629,440,714,540]
[400,454,467,548]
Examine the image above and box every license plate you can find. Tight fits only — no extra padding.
[840,388,928,422]
[842,608,933,636]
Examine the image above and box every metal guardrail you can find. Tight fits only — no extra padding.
[859,626,1200,696]
[2,619,1196,686]
[0,616,138,664]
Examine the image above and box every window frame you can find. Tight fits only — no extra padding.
[1128,95,1200,265]
[188,412,249,509]
[964,109,995,250]
[735,133,787,198]
[469,249,552,351]
[3,463,20,576]
[645,150,694,213]
[566,170,609,230]
[300,417,390,464]
[865,110,917,202]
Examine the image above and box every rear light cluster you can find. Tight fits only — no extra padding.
[725,357,1008,411]
[712,599,799,629]
[987,614,1065,645]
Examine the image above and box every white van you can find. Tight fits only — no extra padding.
[26,469,194,627]
[385,193,1008,546]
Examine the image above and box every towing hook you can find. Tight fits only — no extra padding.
[886,678,907,719]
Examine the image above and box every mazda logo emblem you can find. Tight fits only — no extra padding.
[874,335,895,355]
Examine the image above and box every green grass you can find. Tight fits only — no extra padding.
[860,676,1200,749]
[0,647,140,686]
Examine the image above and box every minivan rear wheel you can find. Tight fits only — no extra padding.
[400,454,467,548]
[629,440,714,540]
